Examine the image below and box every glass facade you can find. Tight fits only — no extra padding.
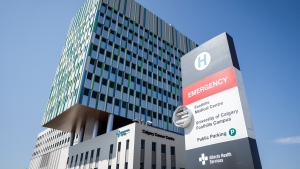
[42,0,197,134]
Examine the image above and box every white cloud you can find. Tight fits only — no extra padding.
[275,136,300,144]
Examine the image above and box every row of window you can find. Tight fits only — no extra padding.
[85,67,182,103]
[98,3,194,53]
[140,139,176,169]
[92,31,182,84]
[95,25,183,67]
[67,140,130,169]
[67,139,178,169]
[97,23,183,60]
[84,83,180,108]
[89,59,181,92]
[91,51,182,84]
[67,148,101,168]
[33,130,77,157]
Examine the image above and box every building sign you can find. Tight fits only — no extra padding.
[177,33,262,169]
[142,130,175,141]
[173,106,193,128]
[116,129,130,137]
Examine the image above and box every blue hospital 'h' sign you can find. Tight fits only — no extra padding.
[198,54,207,68]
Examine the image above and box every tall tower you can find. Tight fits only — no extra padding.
[42,0,197,144]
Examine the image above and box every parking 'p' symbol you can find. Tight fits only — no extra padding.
[229,128,236,136]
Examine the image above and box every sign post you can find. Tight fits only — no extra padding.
[174,33,262,169]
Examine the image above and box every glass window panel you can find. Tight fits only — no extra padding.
[106,8,112,16]
[124,18,129,27]
[114,47,118,55]
[100,39,107,49]
[115,90,121,99]
[104,18,110,27]
[84,79,92,88]
[107,43,112,52]
[127,110,133,119]
[106,103,112,113]
[112,12,117,20]
[109,32,115,42]
[93,82,99,91]
[121,39,126,48]
[110,22,116,30]
[82,96,88,105]
[135,112,139,119]
[105,57,111,65]
[110,74,115,82]
[100,5,106,14]
[89,98,96,108]
[118,15,123,24]
[129,22,133,30]
[127,42,132,51]
[100,84,107,94]
[122,28,127,36]
[117,25,122,34]
[114,105,119,115]
[122,90,128,100]
[121,107,126,117]
[108,88,114,96]
[115,36,120,45]
[112,60,118,68]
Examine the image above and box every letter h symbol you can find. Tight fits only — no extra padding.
[198,54,207,68]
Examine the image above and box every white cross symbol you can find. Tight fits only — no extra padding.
[199,153,208,165]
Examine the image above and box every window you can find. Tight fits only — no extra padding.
[85,151,89,161]
[125,162,128,169]
[118,142,121,152]
[161,144,166,154]
[140,163,144,169]
[109,144,113,159]
[91,150,94,159]
[70,156,73,167]
[141,139,145,149]
[79,153,83,165]
[75,155,78,166]
[92,91,98,99]
[87,72,93,80]
[152,142,156,152]
[151,142,156,169]
[96,148,100,157]
[171,146,175,155]
[96,148,100,162]
[126,139,129,149]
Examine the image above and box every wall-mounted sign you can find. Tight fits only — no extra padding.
[116,129,130,137]
[173,105,193,128]
[142,130,175,141]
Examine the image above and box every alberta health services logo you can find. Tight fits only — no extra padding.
[194,52,211,70]
[116,129,130,137]
[199,152,232,165]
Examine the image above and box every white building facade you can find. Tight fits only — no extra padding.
[29,123,185,169]
[29,129,78,169]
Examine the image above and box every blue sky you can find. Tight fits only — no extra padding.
[0,0,299,168]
